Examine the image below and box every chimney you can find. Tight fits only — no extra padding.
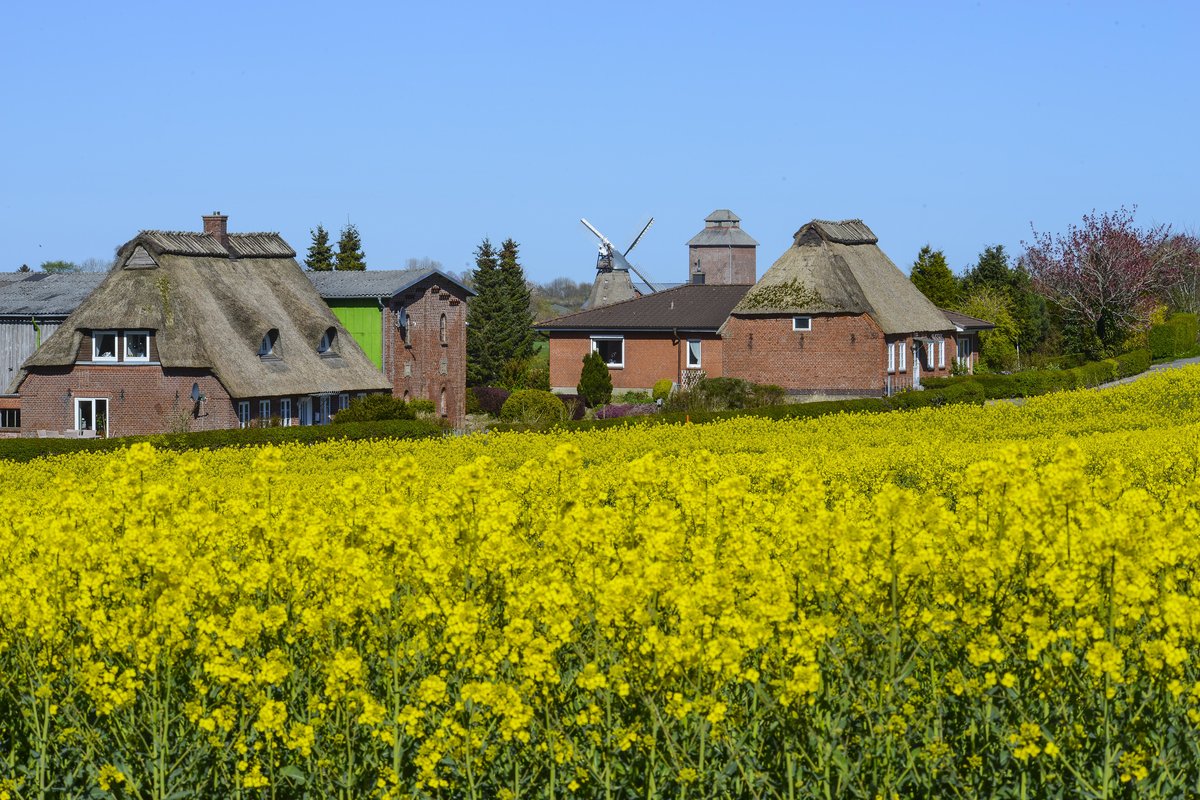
[202,212,229,248]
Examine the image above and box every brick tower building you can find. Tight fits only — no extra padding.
[686,210,758,285]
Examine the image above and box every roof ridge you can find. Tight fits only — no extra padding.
[545,282,700,322]
[138,229,283,237]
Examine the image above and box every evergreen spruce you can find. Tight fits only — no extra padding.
[963,245,1049,359]
[909,245,959,308]
[497,238,536,362]
[466,239,503,386]
[335,223,367,271]
[305,225,335,271]
[577,351,613,407]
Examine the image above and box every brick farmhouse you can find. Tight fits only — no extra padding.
[541,216,991,397]
[11,215,391,437]
[307,270,473,422]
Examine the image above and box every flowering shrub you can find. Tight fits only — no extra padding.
[471,385,510,416]
[595,402,658,419]
[5,367,1200,797]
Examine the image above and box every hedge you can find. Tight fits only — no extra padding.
[491,350,1153,434]
[1150,314,1199,360]
[0,418,445,464]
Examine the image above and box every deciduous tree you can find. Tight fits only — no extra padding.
[1021,207,1182,356]
[305,225,335,271]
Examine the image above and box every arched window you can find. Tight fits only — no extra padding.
[439,313,447,345]
[317,327,336,354]
[439,387,447,417]
[258,329,279,357]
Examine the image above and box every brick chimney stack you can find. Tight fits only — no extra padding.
[202,212,230,249]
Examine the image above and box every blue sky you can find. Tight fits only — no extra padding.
[2,1,1197,284]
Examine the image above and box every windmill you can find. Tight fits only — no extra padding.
[580,217,660,309]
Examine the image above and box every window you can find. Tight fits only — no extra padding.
[318,395,331,425]
[75,398,109,436]
[238,401,250,428]
[887,342,896,373]
[124,331,150,362]
[281,398,292,426]
[899,341,907,372]
[590,336,624,368]
[258,329,279,358]
[792,316,812,332]
[691,271,705,285]
[937,338,946,369]
[93,331,118,361]
[925,341,934,368]
[958,337,972,368]
[439,313,447,345]
[687,339,702,368]
[317,327,336,355]
[440,387,447,417]
[0,408,19,429]
[259,399,271,424]
[338,393,349,411]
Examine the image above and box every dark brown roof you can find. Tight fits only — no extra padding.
[942,308,996,330]
[537,284,750,332]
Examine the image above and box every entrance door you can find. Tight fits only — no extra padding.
[75,398,109,436]
[318,395,331,425]
[298,397,312,426]
[912,345,922,389]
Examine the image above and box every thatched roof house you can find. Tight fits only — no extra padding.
[732,219,952,334]
[14,214,390,436]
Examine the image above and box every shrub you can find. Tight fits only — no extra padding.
[500,390,568,425]
[557,393,587,421]
[332,394,416,424]
[696,377,754,410]
[615,390,653,404]
[752,383,786,407]
[595,403,658,420]
[472,386,511,417]
[577,351,613,407]
[652,379,673,403]
[408,399,436,414]
[465,388,482,415]
[1149,314,1198,359]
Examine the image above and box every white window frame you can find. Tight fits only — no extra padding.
[338,393,349,411]
[92,330,118,362]
[590,336,624,369]
[887,342,896,373]
[792,316,812,332]
[925,341,934,368]
[123,330,150,362]
[259,399,271,423]
[937,338,946,369]
[899,340,907,372]
[238,401,250,429]
[281,398,292,426]
[686,339,702,368]
[74,397,109,434]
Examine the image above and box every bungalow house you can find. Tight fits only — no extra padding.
[306,269,474,422]
[540,215,984,398]
[11,214,390,437]
[941,308,994,374]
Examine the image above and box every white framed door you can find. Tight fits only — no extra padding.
[912,345,921,389]
[75,397,109,436]
[298,397,312,426]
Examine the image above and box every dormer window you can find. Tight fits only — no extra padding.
[124,331,150,362]
[259,329,280,358]
[93,331,118,362]
[318,327,337,355]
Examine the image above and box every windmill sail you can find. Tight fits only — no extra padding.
[580,217,658,309]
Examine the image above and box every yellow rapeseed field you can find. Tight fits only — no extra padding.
[4,367,1200,798]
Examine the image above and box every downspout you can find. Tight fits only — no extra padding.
[673,327,681,387]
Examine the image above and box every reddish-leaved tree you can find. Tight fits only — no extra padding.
[1021,207,1184,354]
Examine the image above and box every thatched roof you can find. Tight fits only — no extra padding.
[22,229,391,398]
[732,219,954,334]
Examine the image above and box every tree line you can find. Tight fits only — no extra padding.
[910,207,1200,369]
[304,223,366,271]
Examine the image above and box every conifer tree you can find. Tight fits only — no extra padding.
[909,245,959,308]
[577,350,613,407]
[305,225,335,271]
[335,223,367,271]
[466,238,537,386]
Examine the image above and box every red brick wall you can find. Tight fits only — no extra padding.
[16,366,237,436]
[722,314,887,394]
[688,246,756,285]
[883,333,956,393]
[385,280,467,423]
[549,331,724,392]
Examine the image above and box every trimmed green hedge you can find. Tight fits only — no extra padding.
[1149,314,1198,360]
[0,418,445,463]
[491,350,1153,434]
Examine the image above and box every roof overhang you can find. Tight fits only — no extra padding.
[535,325,723,334]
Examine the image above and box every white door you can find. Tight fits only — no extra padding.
[912,345,921,389]
[298,397,312,426]
[75,398,109,436]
